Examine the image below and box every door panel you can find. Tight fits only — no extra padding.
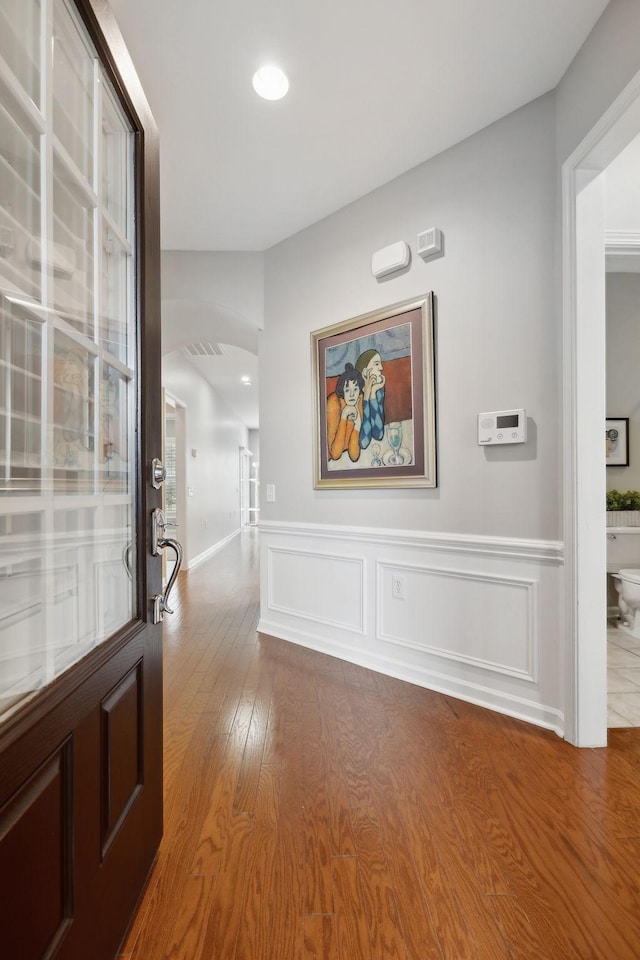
[100,663,143,856]
[0,739,73,959]
[0,626,163,959]
[0,1,164,957]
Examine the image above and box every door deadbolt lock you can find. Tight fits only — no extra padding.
[151,457,166,489]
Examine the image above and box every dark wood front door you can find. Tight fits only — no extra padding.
[0,2,164,957]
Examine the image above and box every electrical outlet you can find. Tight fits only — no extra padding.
[266,484,275,502]
[391,575,405,599]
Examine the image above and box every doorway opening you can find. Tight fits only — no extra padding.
[603,138,640,728]
[239,446,252,527]
[563,69,640,746]
[164,394,187,579]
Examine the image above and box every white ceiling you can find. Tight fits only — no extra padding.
[109,0,608,253]
[108,0,609,430]
[179,343,260,429]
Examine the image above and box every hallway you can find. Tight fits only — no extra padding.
[119,529,640,960]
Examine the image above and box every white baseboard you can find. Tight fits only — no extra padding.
[187,528,240,570]
[257,616,564,736]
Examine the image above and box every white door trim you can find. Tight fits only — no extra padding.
[562,68,640,746]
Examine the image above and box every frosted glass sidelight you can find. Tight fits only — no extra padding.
[102,85,131,236]
[52,152,95,328]
[0,99,42,302]
[0,0,138,722]
[52,0,95,182]
[0,0,42,109]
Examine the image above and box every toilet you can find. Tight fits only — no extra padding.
[613,569,640,637]
[607,527,640,635]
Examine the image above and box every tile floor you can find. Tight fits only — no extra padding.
[608,619,640,727]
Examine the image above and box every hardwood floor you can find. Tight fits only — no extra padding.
[119,529,640,960]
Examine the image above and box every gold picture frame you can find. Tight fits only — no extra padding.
[312,293,437,489]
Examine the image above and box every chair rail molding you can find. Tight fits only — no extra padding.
[259,520,563,561]
[605,230,640,272]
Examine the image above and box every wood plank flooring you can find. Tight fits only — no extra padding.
[119,529,640,960]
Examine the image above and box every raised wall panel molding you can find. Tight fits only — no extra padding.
[376,561,538,683]
[267,546,366,635]
[259,522,562,734]
[258,520,563,563]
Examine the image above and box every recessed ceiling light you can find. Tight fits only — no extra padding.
[252,65,289,101]
[241,375,252,386]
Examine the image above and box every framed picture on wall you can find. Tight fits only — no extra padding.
[606,417,629,466]
[311,293,437,489]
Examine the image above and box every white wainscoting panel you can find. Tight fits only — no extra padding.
[258,521,564,735]
[267,547,365,634]
[377,562,538,682]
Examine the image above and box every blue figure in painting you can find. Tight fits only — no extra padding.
[355,349,385,449]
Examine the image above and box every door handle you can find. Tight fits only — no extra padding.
[151,508,184,623]
[122,541,134,581]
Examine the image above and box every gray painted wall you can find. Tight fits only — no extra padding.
[163,351,249,563]
[261,93,558,539]
[157,1,640,551]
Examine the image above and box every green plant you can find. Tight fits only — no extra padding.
[606,489,640,511]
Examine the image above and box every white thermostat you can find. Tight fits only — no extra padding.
[478,409,527,445]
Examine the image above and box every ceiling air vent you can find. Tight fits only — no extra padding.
[185,342,225,357]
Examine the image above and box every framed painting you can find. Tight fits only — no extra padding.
[606,417,629,466]
[312,293,436,489]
